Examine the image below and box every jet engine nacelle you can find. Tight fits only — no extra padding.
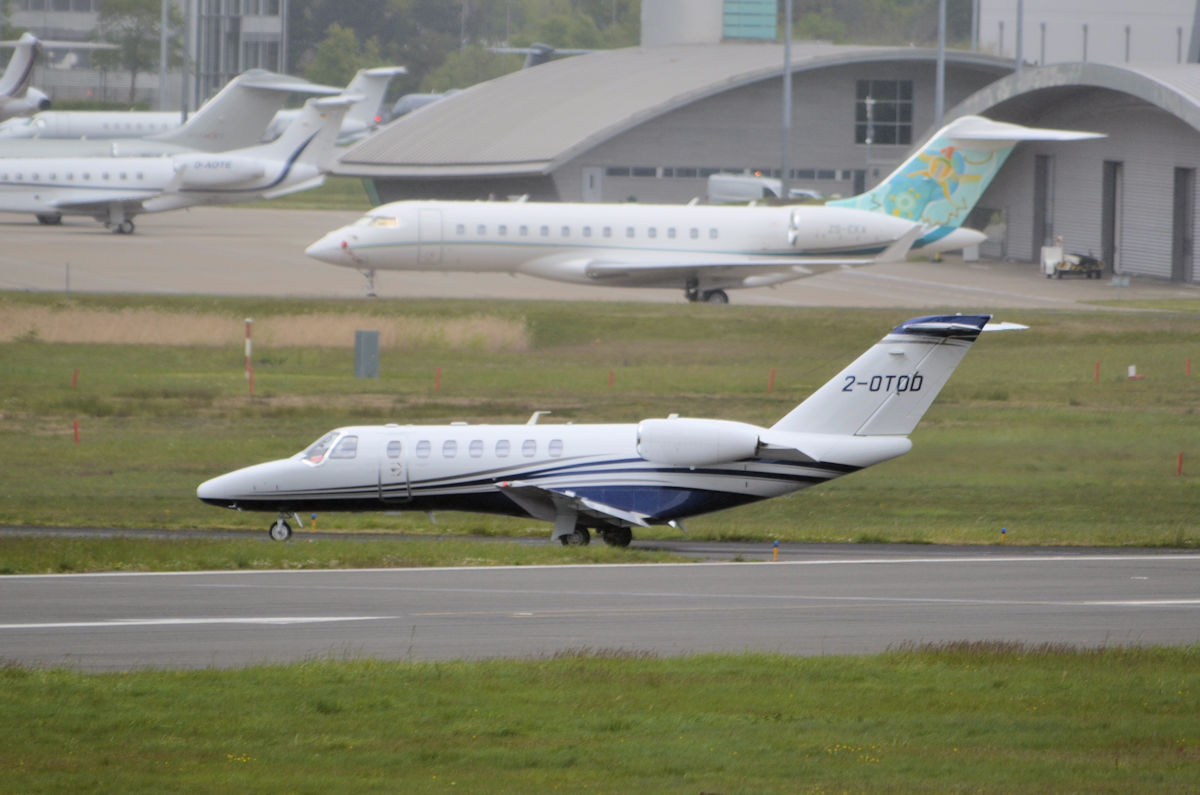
[636,417,762,467]
[174,155,265,188]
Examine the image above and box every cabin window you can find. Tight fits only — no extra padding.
[667,228,676,239]
[522,439,537,457]
[31,172,39,180]
[136,172,144,180]
[442,440,457,458]
[690,228,699,239]
[386,440,402,458]
[456,223,466,235]
[582,226,592,237]
[469,439,484,458]
[82,173,90,180]
[625,227,635,238]
[602,226,612,238]
[416,440,431,459]
[498,224,507,236]
[329,435,359,460]
[540,225,550,237]
[549,439,563,457]
[709,228,719,239]
[119,173,127,181]
[49,173,56,180]
[102,173,110,181]
[561,225,570,237]
[301,430,339,464]
[495,439,510,457]
[476,224,486,235]
[648,227,657,239]
[519,225,528,236]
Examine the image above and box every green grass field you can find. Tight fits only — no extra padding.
[1,646,1196,792]
[3,293,1200,552]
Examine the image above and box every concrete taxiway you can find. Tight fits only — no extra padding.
[1,550,1196,671]
[3,207,1198,307]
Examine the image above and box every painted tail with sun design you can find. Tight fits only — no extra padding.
[827,115,1104,239]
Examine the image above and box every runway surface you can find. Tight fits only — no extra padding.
[3,207,1198,307]
[1,548,1196,671]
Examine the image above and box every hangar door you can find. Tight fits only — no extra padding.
[1172,168,1195,283]
[418,209,442,264]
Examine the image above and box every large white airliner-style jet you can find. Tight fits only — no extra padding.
[0,66,406,147]
[0,33,49,122]
[305,115,1102,303]
[0,94,354,232]
[198,313,1018,545]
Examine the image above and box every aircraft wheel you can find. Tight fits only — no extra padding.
[35,213,62,226]
[702,289,729,305]
[559,526,590,546]
[268,518,292,542]
[601,527,632,547]
[119,220,135,235]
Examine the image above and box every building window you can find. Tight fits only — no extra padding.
[855,79,913,146]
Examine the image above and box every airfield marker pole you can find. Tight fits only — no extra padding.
[1095,361,1100,383]
[608,369,614,388]
[244,319,254,395]
[72,368,78,388]
[1178,452,1184,476]
[773,540,779,561]
[768,368,776,393]
[1001,526,1006,543]
[434,366,442,391]
[1188,357,1192,376]
[73,420,79,444]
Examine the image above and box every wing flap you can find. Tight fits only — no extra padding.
[498,482,650,527]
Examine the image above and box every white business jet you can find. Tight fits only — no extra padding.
[0,66,406,148]
[198,313,1018,544]
[0,69,342,157]
[0,94,354,232]
[0,33,49,122]
[305,115,1102,303]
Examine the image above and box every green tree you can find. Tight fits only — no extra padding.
[303,23,384,87]
[92,0,184,106]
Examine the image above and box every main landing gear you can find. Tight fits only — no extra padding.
[106,219,135,234]
[558,524,633,547]
[684,284,729,305]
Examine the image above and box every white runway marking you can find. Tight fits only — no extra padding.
[0,616,399,630]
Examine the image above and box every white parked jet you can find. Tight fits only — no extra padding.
[0,66,406,148]
[0,69,341,157]
[0,33,49,122]
[305,115,1101,303]
[0,94,354,232]
[198,313,1015,544]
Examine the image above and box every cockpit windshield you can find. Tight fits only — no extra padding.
[300,430,339,464]
[352,214,399,228]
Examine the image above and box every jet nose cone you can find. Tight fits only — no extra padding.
[197,472,238,506]
[305,230,362,266]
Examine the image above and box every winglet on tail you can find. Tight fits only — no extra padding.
[770,314,995,438]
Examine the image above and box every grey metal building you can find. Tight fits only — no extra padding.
[956,63,1200,282]
[336,43,1014,205]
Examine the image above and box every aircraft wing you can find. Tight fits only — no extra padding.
[559,225,922,289]
[47,191,158,211]
[498,482,651,528]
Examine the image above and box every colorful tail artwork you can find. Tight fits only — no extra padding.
[828,115,1104,232]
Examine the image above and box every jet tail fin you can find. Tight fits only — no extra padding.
[0,33,40,99]
[148,70,342,152]
[771,314,993,438]
[827,115,1103,230]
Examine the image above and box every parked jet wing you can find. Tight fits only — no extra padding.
[498,482,651,528]
[575,225,923,287]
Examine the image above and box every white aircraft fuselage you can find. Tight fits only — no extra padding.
[305,200,934,298]
[199,314,1012,545]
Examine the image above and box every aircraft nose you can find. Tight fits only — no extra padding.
[196,471,239,506]
[305,230,362,265]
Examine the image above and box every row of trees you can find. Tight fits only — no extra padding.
[5,0,976,107]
